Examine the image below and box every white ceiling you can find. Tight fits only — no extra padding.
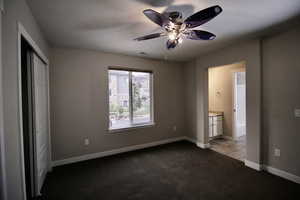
[27,0,300,61]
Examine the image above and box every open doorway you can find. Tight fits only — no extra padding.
[208,61,246,161]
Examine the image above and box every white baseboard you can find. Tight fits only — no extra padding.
[244,160,262,171]
[263,165,300,184]
[196,142,211,149]
[52,137,185,167]
[244,160,300,184]
[184,137,210,149]
[184,136,197,144]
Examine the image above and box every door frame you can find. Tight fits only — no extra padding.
[17,22,51,200]
[232,68,246,139]
[206,61,248,159]
[0,7,7,200]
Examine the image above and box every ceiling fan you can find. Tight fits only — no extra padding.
[134,5,223,49]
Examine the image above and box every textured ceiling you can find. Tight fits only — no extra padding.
[27,0,300,61]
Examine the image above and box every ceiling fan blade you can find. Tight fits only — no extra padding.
[143,9,170,27]
[184,30,216,40]
[184,5,222,28]
[134,33,165,41]
[166,39,178,49]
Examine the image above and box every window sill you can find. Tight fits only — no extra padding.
[108,123,155,134]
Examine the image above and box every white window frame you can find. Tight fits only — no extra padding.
[108,68,154,133]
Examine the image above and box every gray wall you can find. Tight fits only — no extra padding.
[262,27,300,176]
[2,0,49,199]
[184,61,197,140]
[50,48,185,161]
[184,25,300,177]
[184,40,262,164]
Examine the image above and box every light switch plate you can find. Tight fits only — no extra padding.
[84,138,90,146]
[173,126,177,131]
[274,148,280,157]
[295,109,300,118]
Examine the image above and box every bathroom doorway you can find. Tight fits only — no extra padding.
[208,61,246,161]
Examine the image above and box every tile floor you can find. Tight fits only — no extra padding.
[210,135,246,161]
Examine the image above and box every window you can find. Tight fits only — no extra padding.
[108,69,153,130]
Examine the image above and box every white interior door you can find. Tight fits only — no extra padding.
[233,71,246,138]
[32,53,49,195]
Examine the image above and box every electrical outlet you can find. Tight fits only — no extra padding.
[84,138,90,146]
[294,109,300,118]
[274,148,280,157]
[173,126,177,132]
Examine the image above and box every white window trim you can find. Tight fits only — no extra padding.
[108,122,155,134]
[107,68,154,132]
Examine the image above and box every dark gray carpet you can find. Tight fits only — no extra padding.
[41,141,300,200]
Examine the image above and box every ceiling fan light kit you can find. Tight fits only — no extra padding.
[134,5,223,50]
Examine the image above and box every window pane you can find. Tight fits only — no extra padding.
[109,70,130,129]
[132,72,151,124]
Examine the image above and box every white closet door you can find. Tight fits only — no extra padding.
[32,53,49,195]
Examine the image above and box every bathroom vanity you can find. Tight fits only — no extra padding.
[209,112,223,138]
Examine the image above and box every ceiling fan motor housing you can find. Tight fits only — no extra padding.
[165,11,182,22]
